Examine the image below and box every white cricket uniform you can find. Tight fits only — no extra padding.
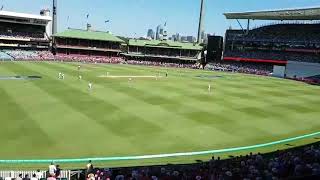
[208,84,211,92]
[88,83,92,90]
[48,165,56,176]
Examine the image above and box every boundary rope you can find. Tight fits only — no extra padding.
[0,131,319,164]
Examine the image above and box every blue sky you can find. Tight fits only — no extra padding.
[1,0,320,37]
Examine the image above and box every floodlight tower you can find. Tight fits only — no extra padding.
[197,0,205,44]
[52,0,58,34]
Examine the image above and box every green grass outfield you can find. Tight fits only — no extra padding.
[0,61,319,169]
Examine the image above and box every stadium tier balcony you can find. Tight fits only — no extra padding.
[225,23,320,64]
[227,24,320,44]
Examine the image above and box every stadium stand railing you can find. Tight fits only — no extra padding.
[0,170,70,180]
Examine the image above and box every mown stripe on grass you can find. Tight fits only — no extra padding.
[0,63,142,158]
[32,62,206,150]
[0,79,54,158]
[10,62,164,139]
[44,62,306,140]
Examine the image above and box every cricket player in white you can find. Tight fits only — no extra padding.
[208,84,211,93]
[88,82,92,90]
[61,73,65,80]
[79,75,82,80]
[128,78,133,87]
[58,72,62,79]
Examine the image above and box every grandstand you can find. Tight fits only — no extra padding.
[0,10,52,50]
[122,39,202,63]
[223,7,320,79]
[0,9,52,62]
[53,27,124,56]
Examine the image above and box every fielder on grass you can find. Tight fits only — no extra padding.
[88,82,93,91]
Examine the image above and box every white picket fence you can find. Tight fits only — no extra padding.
[0,170,70,179]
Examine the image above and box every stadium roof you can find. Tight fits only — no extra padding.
[53,29,125,43]
[128,39,202,50]
[224,7,320,20]
[0,10,52,21]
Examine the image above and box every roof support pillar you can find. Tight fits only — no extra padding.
[246,19,250,35]
[236,19,245,34]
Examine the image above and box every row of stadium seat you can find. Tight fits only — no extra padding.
[125,60,200,69]
[3,50,54,60]
[54,54,124,64]
[205,61,272,75]
[0,51,14,61]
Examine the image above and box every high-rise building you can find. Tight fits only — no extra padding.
[181,36,187,42]
[176,33,181,42]
[172,34,176,41]
[187,36,196,43]
[162,23,168,40]
[201,30,207,44]
[172,33,181,41]
[156,25,163,40]
[147,29,155,39]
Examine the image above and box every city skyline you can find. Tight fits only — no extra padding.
[0,0,319,38]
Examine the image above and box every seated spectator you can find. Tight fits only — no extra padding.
[55,165,61,178]
[35,170,43,179]
[16,174,23,180]
[30,174,37,180]
[22,174,30,180]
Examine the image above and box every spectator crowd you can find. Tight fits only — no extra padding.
[54,54,123,64]
[125,60,200,69]
[205,62,272,76]
[0,31,45,40]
